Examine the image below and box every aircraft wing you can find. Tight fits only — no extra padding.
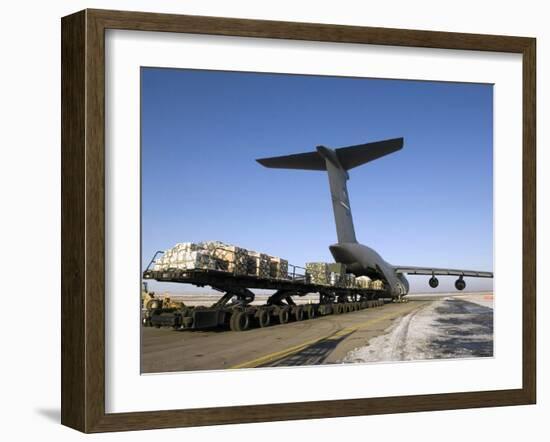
[394,266,493,278]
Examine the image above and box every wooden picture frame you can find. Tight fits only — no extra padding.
[61,8,536,433]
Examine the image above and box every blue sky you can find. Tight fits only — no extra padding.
[141,67,493,293]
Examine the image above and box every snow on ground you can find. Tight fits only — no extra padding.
[343,297,493,363]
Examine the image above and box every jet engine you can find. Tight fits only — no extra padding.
[455,276,466,291]
[429,276,439,288]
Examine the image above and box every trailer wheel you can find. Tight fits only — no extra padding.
[294,306,304,321]
[278,308,290,324]
[304,305,316,320]
[230,311,250,332]
[257,309,271,328]
[333,303,342,314]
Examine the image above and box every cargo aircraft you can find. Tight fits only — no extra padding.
[257,138,493,299]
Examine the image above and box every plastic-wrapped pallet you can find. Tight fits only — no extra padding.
[200,241,248,275]
[342,273,357,288]
[179,251,214,270]
[306,262,330,285]
[259,254,271,278]
[328,263,346,275]
[228,247,248,275]
[248,251,271,278]
[153,249,171,271]
[371,279,385,290]
[152,260,164,272]
[174,242,201,252]
[165,248,177,269]
[200,241,231,262]
[154,246,214,271]
[269,256,288,279]
[329,272,341,286]
[328,263,346,287]
[246,254,257,276]
[153,241,293,279]
[356,276,372,289]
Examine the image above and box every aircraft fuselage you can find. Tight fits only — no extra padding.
[329,242,408,297]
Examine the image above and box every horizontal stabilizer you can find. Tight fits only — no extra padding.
[256,137,403,171]
[336,138,403,170]
[256,151,326,170]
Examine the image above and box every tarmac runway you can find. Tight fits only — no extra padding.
[141,292,493,374]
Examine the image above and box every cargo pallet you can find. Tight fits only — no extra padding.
[142,265,387,332]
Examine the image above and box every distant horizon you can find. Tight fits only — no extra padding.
[147,287,494,298]
[141,67,493,294]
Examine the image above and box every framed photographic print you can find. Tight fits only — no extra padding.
[61,9,536,433]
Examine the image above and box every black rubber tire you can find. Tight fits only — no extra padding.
[257,309,271,328]
[278,308,290,324]
[294,306,304,321]
[304,305,316,320]
[229,313,237,331]
[333,303,342,314]
[230,311,250,331]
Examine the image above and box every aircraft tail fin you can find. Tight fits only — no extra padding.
[256,137,404,245]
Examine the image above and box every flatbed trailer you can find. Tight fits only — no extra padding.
[142,266,388,331]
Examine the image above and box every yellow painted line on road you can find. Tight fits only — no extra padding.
[229,332,335,369]
[229,304,420,369]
